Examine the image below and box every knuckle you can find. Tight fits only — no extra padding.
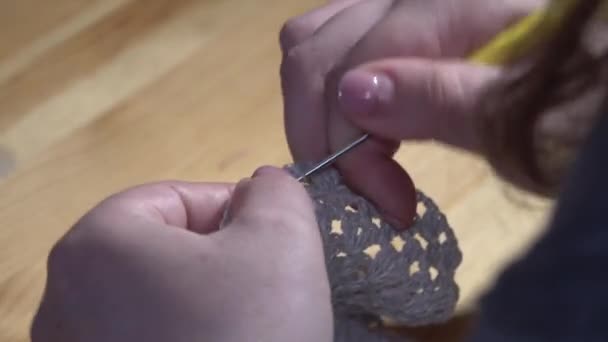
[279,44,321,95]
[110,181,167,201]
[425,65,468,115]
[46,210,126,278]
[421,65,451,139]
[280,44,306,79]
[424,64,470,140]
[45,226,93,284]
[279,16,315,52]
[425,66,448,109]
[46,238,74,277]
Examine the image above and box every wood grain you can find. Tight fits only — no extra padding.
[0,1,553,341]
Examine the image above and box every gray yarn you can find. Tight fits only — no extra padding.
[285,164,463,341]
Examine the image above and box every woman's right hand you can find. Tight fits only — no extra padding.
[280,0,545,229]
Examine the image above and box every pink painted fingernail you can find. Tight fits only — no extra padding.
[337,70,394,116]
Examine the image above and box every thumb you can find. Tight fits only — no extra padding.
[220,166,320,240]
[337,58,502,152]
[327,58,501,229]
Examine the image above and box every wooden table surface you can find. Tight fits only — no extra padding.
[0,1,553,341]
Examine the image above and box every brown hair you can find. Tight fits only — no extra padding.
[479,0,608,196]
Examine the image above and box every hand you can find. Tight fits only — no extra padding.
[31,167,333,342]
[280,0,545,228]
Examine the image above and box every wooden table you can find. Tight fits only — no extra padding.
[0,1,552,341]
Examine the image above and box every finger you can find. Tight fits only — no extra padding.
[322,0,545,228]
[327,59,501,228]
[342,0,547,66]
[279,0,362,52]
[94,181,234,234]
[216,166,330,303]
[338,137,418,230]
[220,166,318,237]
[326,0,548,153]
[338,58,503,151]
[281,0,393,162]
[212,167,333,340]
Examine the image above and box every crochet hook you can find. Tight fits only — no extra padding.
[295,2,573,182]
[296,133,369,182]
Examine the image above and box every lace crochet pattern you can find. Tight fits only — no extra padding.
[286,164,463,341]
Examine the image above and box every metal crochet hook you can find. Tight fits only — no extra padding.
[296,133,369,182]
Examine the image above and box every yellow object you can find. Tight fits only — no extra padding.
[469,0,587,65]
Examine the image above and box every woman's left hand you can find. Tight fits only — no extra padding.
[31,167,333,342]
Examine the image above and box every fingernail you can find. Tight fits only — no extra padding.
[252,166,284,178]
[338,70,394,116]
[380,210,414,232]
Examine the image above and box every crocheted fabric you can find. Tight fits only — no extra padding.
[285,164,463,341]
